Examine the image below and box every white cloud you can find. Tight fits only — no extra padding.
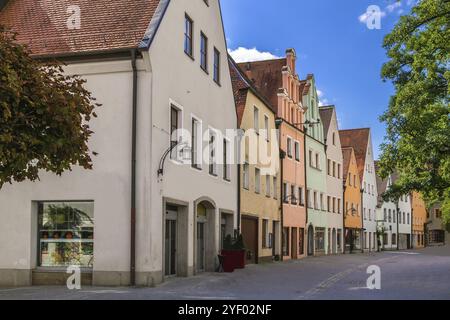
[386,1,402,13]
[358,1,409,24]
[317,89,329,106]
[228,47,281,63]
[358,9,386,24]
[319,98,329,107]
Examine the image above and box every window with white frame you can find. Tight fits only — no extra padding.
[307,189,312,208]
[213,47,221,84]
[266,175,271,197]
[273,176,278,199]
[254,106,259,133]
[191,116,202,169]
[170,104,182,161]
[287,137,293,158]
[243,162,249,190]
[223,138,230,181]
[209,131,217,176]
[299,187,304,206]
[255,168,261,194]
[295,141,300,161]
[291,185,297,205]
[283,183,289,203]
[264,115,269,141]
[314,191,318,209]
[320,193,324,211]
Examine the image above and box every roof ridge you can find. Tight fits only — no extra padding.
[339,127,371,131]
[319,105,335,109]
[237,57,287,64]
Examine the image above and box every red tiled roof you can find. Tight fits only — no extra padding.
[0,0,162,57]
[237,58,287,112]
[229,56,276,127]
[339,128,370,183]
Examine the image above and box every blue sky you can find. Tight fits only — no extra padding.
[221,0,417,160]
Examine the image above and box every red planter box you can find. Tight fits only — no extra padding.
[221,250,246,270]
[221,255,235,273]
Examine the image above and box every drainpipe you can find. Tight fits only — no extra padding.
[275,119,285,262]
[360,188,364,253]
[130,49,138,286]
[411,206,414,250]
[342,184,347,254]
[396,200,400,251]
[237,162,241,233]
[303,128,309,257]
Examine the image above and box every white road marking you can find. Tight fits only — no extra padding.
[385,252,420,255]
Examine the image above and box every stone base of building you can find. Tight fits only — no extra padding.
[32,270,93,286]
[0,269,32,287]
[0,269,165,287]
[92,270,164,287]
[258,256,275,264]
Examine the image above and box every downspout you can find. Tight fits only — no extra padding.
[396,200,400,251]
[360,188,364,253]
[130,49,138,286]
[342,184,346,254]
[237,163,241,233]
[304,129,309,226]
[276,120,285,261]
[411,207,414,249]
[280,151,285,261]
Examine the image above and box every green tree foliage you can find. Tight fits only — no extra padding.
[0,26,100,188]
[378,0,450,221]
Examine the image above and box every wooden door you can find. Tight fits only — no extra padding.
[241,217,258,264]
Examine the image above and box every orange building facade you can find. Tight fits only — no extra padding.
[412,192,427,248]
[239,49,307,260]
[342,147,363,253]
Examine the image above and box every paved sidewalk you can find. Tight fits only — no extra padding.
[0,246,449,300]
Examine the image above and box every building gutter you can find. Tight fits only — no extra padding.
[130,49,138,286]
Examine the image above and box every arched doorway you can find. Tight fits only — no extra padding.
[194,198,217,273]
[307,225,314,256]
[332,228,337,254]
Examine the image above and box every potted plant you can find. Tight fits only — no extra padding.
[232,234,246,269]
[220,235,235,273]
[221,234,246,270]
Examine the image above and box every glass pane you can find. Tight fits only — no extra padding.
[39,202,94,268]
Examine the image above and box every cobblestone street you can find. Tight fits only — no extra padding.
[1,246,449,300]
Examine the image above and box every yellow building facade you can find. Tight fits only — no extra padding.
[342,147,363,252]
[412,192,427,248]
[229,58,281,263]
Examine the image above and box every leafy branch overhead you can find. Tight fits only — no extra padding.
[0,26,100,188]
[378,0,450,219]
